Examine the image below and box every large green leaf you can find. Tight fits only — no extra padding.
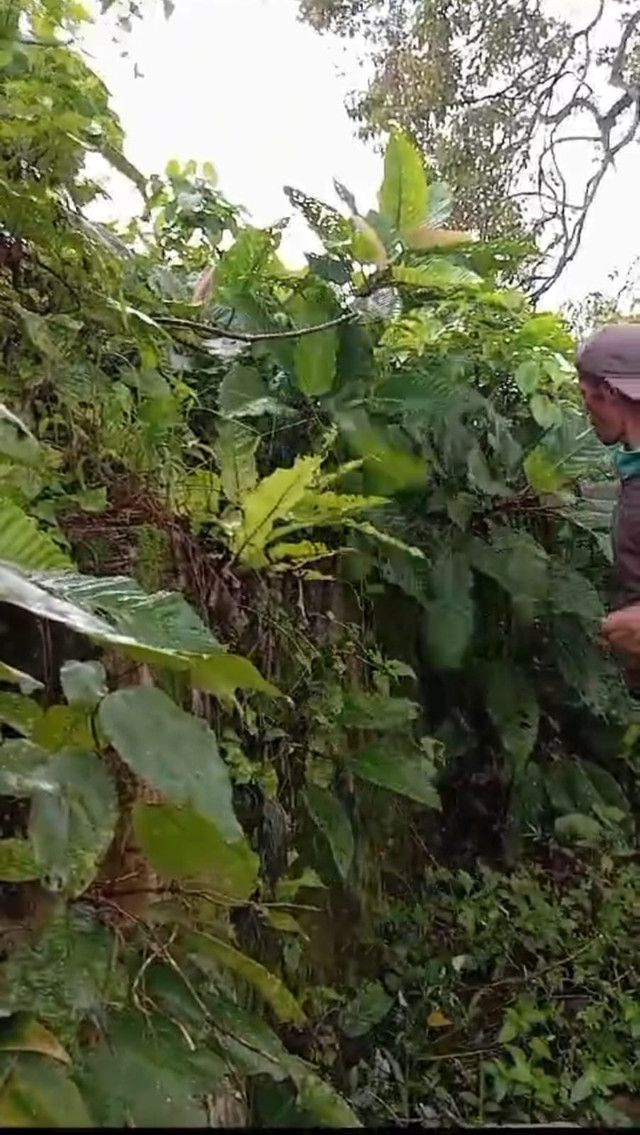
[99,687,242,840]
[189,652,281,702]
[469,527,548,620]
[294,1071,362,1128]
[555,813,602,846]
[425,181,453,228]
[381,547,431,606]
[375,364,469,420]
[78,1011,225,1128]
[0,909,126,1026]
[0,1052,92,1127]
[216,365,265,505]
[294,310,338,396]
[31,706,94,752]
[188,932,306,1024]
[339,981,393,1039]
[0,565,276,691]
[33,572,219,656]
[349,746,440,808]
[205,992,360,1124]
[547,560,604,626]
[554,617,622,717]
[0,564,202,671]
[335,408,429,494]
[424,550,474,670]
[546,759,629,818]
[218,363,272,418]
[524,446,567,494]
[482,662,539,780]
[28,750,118,896]
[215,419,259,506]
[305,784,354,880]
[379,132,429,234]
[0,691,43,736]
[208,990,295,1080]
[338,692,419,731]
[133,802,258,899]
[60,660,108,710]
[0,739,58,797]
[0,500,70,570]
[215,226,278,297]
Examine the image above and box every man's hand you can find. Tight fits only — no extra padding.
[602,604,640,656]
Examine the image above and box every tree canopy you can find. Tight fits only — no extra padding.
[298,0,640,298]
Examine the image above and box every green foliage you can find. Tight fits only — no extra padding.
[133,801,259,897]
[0,8,633,1128]
[99,686,243,840]
[305,783,354,881]
[345,857,640,1126]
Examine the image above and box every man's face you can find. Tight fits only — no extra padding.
[578,374,625,445]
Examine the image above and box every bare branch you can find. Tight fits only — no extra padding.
[299,0,640,297]
[155,311,354,343]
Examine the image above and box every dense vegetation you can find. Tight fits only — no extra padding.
[0,0,639,1127]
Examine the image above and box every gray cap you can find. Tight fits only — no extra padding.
[577,322,640,401]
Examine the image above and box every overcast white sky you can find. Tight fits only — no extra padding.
[82,0,640,312]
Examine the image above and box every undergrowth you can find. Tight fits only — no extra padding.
[0,0,637,1128]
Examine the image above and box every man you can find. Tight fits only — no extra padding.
[577,322,640,665]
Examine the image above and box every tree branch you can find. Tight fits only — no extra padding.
[154,311,355,343]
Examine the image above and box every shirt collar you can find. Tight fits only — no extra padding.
[615,446,640,481]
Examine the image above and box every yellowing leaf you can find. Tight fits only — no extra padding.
[524,447,567,494]
[0,1053,93,1127]
[352,216,388,267]
[188,932,306,1024]
[189,653,281,702]
[133,802,258,899]
[31,705,94,752]
[427,1009,452,1029]
[266,540,331,566]
[263,909,309,941]
[403,224,472,250]
[0,660,43,695]
[233,455,323,567]
[0,1016,71,1064]
[379,132,429,234]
